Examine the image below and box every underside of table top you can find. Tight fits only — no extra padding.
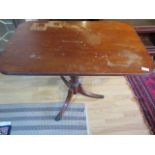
[0,20,154,75]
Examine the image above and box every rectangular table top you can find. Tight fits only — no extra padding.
[0,20,154,75]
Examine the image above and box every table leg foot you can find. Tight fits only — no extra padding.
[55,89,73,121]
[55,113,63,121]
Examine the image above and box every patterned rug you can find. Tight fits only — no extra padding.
[0,103,89,135]
[126,72,155,134]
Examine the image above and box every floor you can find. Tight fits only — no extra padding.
[0,74,150,134]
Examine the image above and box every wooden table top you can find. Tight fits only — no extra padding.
[0,21,154,75]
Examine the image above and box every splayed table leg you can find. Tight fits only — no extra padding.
[55,76,104,121]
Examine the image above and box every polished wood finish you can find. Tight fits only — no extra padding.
[0,21,154,75]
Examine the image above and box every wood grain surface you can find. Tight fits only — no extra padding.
[0,21,154,75]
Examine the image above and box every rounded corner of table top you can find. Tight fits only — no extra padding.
[0,68,9,75]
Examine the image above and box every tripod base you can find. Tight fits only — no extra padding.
[55,76,104,121]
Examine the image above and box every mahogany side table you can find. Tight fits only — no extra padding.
[0,21,154,120]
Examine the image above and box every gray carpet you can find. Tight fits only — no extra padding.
[0,103,89,135]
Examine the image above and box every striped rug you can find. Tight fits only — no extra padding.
[0,103,89,135]
[126,72,155,134]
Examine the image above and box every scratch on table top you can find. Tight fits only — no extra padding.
[61,40,84,44]
[29,54,41,60]
[83,30,102,46]
[30,21,103,46]
[106,50,142,68]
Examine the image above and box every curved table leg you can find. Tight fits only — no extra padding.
[79,84,104,98]
[55,89,73,121]
[56,76,104,121]
[60,76,70,87]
